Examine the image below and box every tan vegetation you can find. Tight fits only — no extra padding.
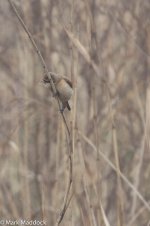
[0,0,150,225]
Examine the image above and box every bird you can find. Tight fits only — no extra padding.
[42,73,73,112]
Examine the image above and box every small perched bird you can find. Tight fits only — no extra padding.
[42,73,73,112]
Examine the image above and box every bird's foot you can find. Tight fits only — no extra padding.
[59,105,65,113]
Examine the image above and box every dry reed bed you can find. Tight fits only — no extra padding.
[0,0,149,226]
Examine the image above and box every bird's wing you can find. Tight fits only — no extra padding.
[43,74,73,88]
[63,77,73,88]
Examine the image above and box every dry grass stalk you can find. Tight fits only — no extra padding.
[78,130,150,212]
[8,0,73,224]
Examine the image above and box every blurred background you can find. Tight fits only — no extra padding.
[0,0,150,225]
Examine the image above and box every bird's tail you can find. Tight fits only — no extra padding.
[66,102,71,111]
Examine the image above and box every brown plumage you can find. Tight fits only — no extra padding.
[43,73,73,111]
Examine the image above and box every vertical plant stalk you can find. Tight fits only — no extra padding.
[69,1,76,224]
[131,80,146,217]
[112,126,124,226]
[21,42,31,219]
[8,0,73,224]
[78,139,98,226]
[105,76,124,226]
[85,0,104,223]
